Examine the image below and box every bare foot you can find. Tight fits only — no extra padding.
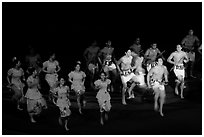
[175,89,179,95]
[65,123,69,131]
[122,101,127,105]
[31,118,36,123]
[154,105,158,111]
[79,108,83,114]
[100,118,104,126]
[160,112,164,117]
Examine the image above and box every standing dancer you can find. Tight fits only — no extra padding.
[129,37,143,56]
[147,58,168,116]
[98,40,118,93]
[83,40,100,89]
[167,45,189,99]
[144,43,163,72]
[68,61,86,114]
[7,57,25,110]
[42,53,61,101]
[25,67,47,123]
[131,55,147,88]
[181,29,200,78]
[117,50,138,105]
[94,72,111,125]
[53,78,71,131]
[25,45,42,75]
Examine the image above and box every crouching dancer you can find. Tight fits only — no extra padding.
[147,58,168,117]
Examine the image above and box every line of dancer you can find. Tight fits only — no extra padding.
[5,29,201,128]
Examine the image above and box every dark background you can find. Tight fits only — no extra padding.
[2,2,202,80]
[2,2,202,135]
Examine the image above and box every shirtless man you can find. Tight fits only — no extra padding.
[144,43,162,72]
[147,58,168,117]
[167,45,189,99]
[129,38,143,56]
[98,40,117,92]
[117,50,138,105]
[83,40,100,89]
[181,29,200,78]
[83,40,100,73]
[131,54,146,88]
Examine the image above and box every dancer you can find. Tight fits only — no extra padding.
[98,40,118,92]
[68,61,86,114]
[198,44,202,55]
[147,58,168,116]
[167,44,189,99]
[117,50,138,105]
[25,67,47,123]
[7,57,25,110]
[144,43,163,72]
[129,37,143,56]
[94,72,111,125]
[42,53,61,101]
[181,29,200,78]
[53,78,71,131]
[131,54,147,88]
[83,40,100,89]
[25,45,42,75]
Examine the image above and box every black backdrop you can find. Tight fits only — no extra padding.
[2,2,202,81]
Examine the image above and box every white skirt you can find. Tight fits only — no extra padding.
[152,81,165,91]
[121,72,136,84]
[174,65,185,78]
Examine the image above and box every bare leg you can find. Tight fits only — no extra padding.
[190,60,196,78]
[127,82,136,98]
[122,83,127,105]
[13,88,23,110]
[154,89,159,111]
[77,93,82,114]
[64,119,69,131]
[111,69,118,93]
[159,90,165,117]
[29,113,36,123]
[180,80,185,99]
[175,80,179,95]
[100,111,104,125]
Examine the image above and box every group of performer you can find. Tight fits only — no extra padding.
[6,29,201,129]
